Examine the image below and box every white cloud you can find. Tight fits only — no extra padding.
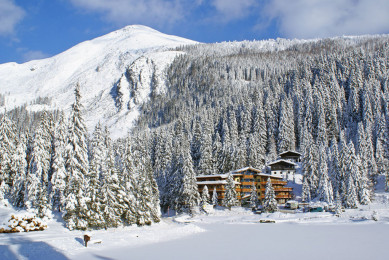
[263,0,389,38]
[68,0,260,27]
[211,0,257,22]
[0,0,25,36]
[68,0,185,27]
[21,50,50,62]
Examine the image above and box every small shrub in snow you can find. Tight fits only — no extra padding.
[372,211,379,221]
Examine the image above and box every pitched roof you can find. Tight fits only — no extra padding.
[267,159,297,166]
[198,166,284,179]
[279,151,302,156]
[196,180,240,185]
[231,166,262,174]
[197,174,229,179]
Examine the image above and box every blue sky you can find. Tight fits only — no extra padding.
[1,0,389,64]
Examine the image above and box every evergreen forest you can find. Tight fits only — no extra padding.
[1,35,388,229]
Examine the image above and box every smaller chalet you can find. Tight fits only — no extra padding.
[267,159,297,179]
[279,151,302,162]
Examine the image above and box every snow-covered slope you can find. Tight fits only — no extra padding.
[0,25,196,138]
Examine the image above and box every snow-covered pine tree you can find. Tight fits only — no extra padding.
[201,185,210,205]
[376,138,389,190]
[154,128,172,179]
[85,123,105,228]
[220,119,234,173]
[277,97,295,153]
[326,105,339,144]
[160,126,182,212]
[301,176,311,202]
[316,149,333,204]
[267,136,277,162]
[249,183,258,209]
[247,133,259,169]
[356,123,374,204]
[131,132,161,225]
[212,131,223,174]
[347,141,369,206]
[328,138,341,195]
[375,113,389,185]
[313,96,328,146]
[10,134,28,207]
[174,135,201,215]
[155,130,173,210]
[0,113,17,199]
[222,173,239,210]
[120,139,138,225]
[344,174,358,209]
[100,127,122,228]
[190,118,202,173]
[146,161,161,223]
[36,182,51,218]
[121,132,161,225]
[33,111,53,184]
[234,134,247,170]
[212,187,218,206]
[263,178,278,213]
[251,103,266,168]
[228,108,239,145]
[63,84,90,230]
[302,131,319,197]
[25,111,53,209]
[334,191,343,216]
[50,112,68,212]
[198,119,216,175]
[338,131,350,201]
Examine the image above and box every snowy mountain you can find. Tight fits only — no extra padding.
[2,25,386,138]
[0,25,196,138]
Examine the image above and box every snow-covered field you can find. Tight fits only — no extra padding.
[1,190,389,260]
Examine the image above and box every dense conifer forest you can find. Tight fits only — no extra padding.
[0,35,388,229]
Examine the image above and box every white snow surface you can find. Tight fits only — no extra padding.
[0,25,196,138]
[1,189,389,260]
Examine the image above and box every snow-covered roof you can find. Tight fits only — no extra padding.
[196,180,240,185]
[197,174,229,179]
[257,173,283,179]
[197,167,283,179]
[267,159,297,166]
[231,166,262,174]
[279,151,302,156]
[196,180,228,185]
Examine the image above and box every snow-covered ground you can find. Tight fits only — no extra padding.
[0,205,205,260]
[1,173,387,259]
[1,189,389,260]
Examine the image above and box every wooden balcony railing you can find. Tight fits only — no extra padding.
[259,188,292,192]
[241,182,255,186]
[275,195,293,199]
[275,187,293,191]
[259,180,287,185]
[241,188,252,192]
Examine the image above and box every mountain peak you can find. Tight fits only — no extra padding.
[0,25,196,138]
